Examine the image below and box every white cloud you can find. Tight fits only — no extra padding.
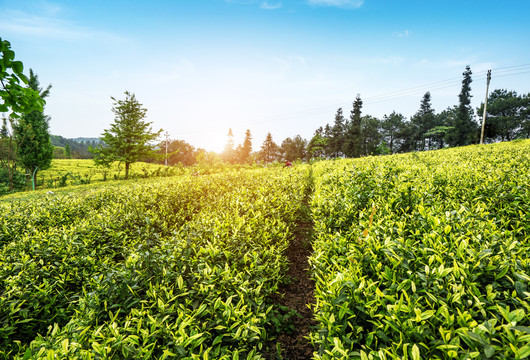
[307,0,364,9]
[393,30,410,38]
[260,1,282,9]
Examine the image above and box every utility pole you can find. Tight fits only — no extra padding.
[164,131,170,166]
[480,70,492,145]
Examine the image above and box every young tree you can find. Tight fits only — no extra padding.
[90,91,162,179]
[14,69,54,189]
[447,66,477,146]
[344,94,363,158]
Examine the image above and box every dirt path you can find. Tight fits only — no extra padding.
[265,220,317,359]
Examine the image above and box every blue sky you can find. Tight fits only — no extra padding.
[1,0,529,152]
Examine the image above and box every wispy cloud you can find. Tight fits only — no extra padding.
[0,8,123,41]
[260,1,282,10]
[393,30,410,38]
[306,0,364,9]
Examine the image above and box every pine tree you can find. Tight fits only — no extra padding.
[90,91,162,179]
[330,108,346,158]
[410,92,436,150]
[447,66,477,146]
[259,132,278,163]
[239,129,252,164]
[344,94,363,157]
[14,69,54,189]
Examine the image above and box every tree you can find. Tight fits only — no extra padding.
[344,94,363,157]
[329,108,346,158]
[410,92,436,150]
[361,115,382,155]
[222,128,236,163]
[259,132,278,163]
[0,37,44,118]
[381,111,405,153]
[162,139,196,166]
[477,89,525,142]
[90,91,162,179]
[236,129,253,164]
[280,135,307,162]
[447,66,477,147]
[14,69,54,189]
[64,143,71,159]
[307,127,328,160]
[521,93,530,138]
[394,120,416,153]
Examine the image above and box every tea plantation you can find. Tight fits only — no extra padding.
[1,140,529,359]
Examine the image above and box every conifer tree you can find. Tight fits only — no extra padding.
[410,92,436,150]
[90,91,162,179]
[447,66,477,146]
[344,94,363,157]
[238,129,253,164]
[329,108,345,158]
[259,132,278,163]
[14,69,54,189]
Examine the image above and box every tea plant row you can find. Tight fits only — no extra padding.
[309,140,530,359]
[0,166,311,359]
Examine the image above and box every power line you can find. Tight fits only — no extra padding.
[176,64,530,135]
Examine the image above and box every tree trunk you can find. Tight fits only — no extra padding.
[125,162,130,179]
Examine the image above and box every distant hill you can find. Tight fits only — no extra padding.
[50,135,101,159]
[70,137,102,144]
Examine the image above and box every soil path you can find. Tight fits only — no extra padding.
[266,220,317,359]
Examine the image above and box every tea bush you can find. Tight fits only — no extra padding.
[310,141,530,359]
[0,166,311,359]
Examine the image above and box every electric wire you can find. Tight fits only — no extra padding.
[177,64,530,136]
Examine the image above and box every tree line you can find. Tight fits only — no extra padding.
[3,34,530,192]
[240,66,530,163]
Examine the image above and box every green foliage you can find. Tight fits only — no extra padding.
[0,166,312,359]
[310,140,530,359]
[0,38,44,118]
